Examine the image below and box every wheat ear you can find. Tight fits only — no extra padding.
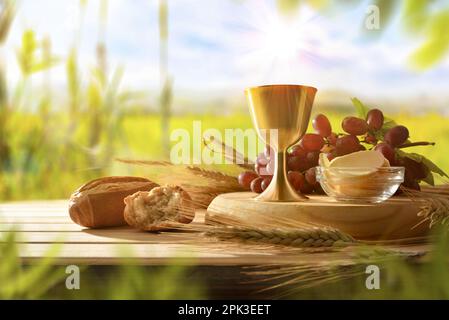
[204,226,356,247]
[403,186,449,228]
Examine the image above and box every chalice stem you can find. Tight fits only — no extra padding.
[274,151,288,192]
[256,149,308,201]
[276,149,308,201]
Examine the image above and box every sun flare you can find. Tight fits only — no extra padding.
[240,5,323,83]
[260,17,307,62]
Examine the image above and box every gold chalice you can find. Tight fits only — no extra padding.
[245,84,317,202]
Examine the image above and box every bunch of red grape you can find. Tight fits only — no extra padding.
[239,107,431,194]
[238,130,329,195]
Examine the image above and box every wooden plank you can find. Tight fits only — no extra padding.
[16,243,327,266]
[16,242,431,266]
[0,229,199,244]
[0,200,68,215]
[0,223,85,232]
[0,216,73,224]
[0,200,432,267]
[208,192,429,240]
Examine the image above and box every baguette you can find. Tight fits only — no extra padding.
[69,176,158,228]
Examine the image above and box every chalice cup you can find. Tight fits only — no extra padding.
[245,84,317,202]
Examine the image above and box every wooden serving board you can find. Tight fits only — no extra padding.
[206,192,430,240]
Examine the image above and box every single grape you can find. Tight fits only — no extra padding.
[254,163,264,176]
[300,133,325,151]
[256,152,269,166]
[261,177,272,191]
[300,181,314,194]
[312,114,332,137]
[384,125,409,147]
[335,135,361,156]
[327,151,337,161]
[314,183,325,195]
[366,109,384,131]
[374,143,396,164]
[288,171,313,194]
[250,177,264,193]
[264,160,275,176]
[342,117,368,136]
[238,171,259,189]
[288,171,306,190]
[327,133,338,146]
[365,133,378,145]
[305,167,317,186]
[287,155,309,172]
[306,151,320,166]
[289,145,307,158]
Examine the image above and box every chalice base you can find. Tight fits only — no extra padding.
[255,181,308,202]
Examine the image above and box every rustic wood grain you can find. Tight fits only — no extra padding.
[207,192,430,240]
[0,200,431,266]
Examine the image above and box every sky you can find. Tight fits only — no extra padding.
[3,0,449,112]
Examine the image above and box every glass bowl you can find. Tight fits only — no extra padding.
[315,166,405,203]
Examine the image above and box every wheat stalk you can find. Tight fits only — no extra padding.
[185,166,241,185]
[204,225,356,248]
[203,136,254,170]
[115,158,245,207]
[243,246,423,297]
[403,185,449,228]
[115,158,241,185]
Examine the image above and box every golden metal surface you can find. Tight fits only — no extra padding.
[245,84,317,202]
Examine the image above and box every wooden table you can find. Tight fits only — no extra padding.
[0,200,433,298]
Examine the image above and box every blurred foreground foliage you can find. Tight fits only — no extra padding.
[0,232,205,299]
[1,226,449,299]
[292,228,449,299]
[277,0,449,69]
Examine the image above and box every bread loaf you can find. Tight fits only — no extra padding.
[124,185,195,231]
[69,176,158,228]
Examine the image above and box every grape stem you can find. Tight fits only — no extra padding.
[398,141,435,148]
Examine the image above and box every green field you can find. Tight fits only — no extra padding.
[1,110,448,201]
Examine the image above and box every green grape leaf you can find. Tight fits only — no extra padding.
[421,170,435,186]
[397,149,449,178]
[422,157,449,178]
[351,97,370,119]
[382,118,397,130]
[373,118,397,140]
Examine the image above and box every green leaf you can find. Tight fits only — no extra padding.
[402,0,430,34]
[397,149,449,178]
[422,170,435,186]
[351,97,370,119]
[374,118,397,140]
[422,157,449,179]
